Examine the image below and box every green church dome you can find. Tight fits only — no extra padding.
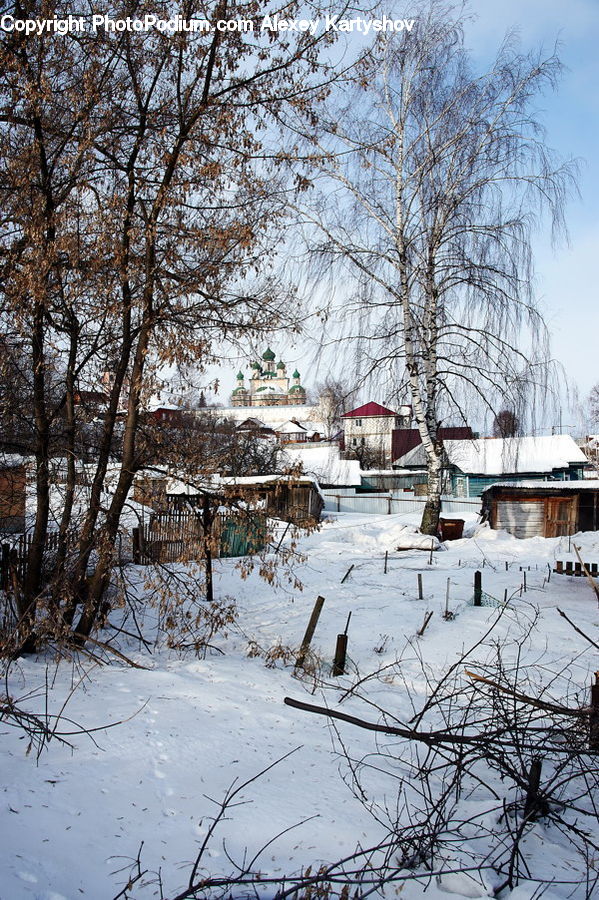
[236,371,244,380]
[262,347,275,361]
[276,360,285,369]
[292,369,300,379]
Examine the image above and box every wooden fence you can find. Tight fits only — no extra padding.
[132,509,267,564]
[0,528,80,590]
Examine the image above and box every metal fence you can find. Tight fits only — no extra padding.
[321,489,481,516]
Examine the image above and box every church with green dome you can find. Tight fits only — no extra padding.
[231,348,307,407]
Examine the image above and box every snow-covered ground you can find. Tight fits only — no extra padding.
[2,512,599,899]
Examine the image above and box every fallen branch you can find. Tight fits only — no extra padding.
[283,696,585,751]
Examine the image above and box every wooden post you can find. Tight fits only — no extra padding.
[503,588,508,605]
[132,527,141,564]
[505,561,508,571]
[417,610,433,636]
[384,551,388,574]
[295,596,325,670]
[523,571,527,592]
[332,633,348,676]
[341,564,354,584]
[429,542,434,566]
[417,573,423,600]
[590,674,599,752]
[547,562,552,582]
[444,577,451,619]
[524,758,543,820]
[474,571,482,607]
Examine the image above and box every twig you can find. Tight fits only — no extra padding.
[556,608,599,652]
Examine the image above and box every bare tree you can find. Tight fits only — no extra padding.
[313,376,356,439]
[0,0,344,652]
[302,0,575,533]
[493,408,520,438]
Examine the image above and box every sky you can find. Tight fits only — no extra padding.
[465,0,599,431]
[208,0,599,434]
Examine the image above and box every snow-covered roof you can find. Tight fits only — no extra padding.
[396,435,587,475]
[276,420,308,434]
[255,385,285,395]
[165,471,321,495]
[483,479,599,492]
[213,405,319,427]
[281,444,362,486]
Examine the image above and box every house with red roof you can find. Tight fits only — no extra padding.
[341,402,411,465]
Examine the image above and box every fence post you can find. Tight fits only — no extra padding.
[474,571,482,606]
[132,527,141,564]
[332,633,348,676]
[203,495,214,604]
[524,758,543,820]
[295,596,325,671]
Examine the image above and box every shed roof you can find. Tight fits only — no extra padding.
[483,479,599,494]
[341,402,397,419]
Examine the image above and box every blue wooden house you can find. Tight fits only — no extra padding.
[393,435,589,498]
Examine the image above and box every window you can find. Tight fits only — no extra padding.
[356,418,362,426]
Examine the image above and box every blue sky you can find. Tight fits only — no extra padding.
[464,0,599,428]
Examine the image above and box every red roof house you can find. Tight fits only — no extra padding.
[341,402,398,419]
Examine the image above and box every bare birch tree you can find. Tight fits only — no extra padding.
[303,0,576,533]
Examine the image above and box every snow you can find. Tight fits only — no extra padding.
[397,435,587,474]
[216,404,320,428]
[485,479,599,491]
[2,514,599,898]
[275,420,308,434]
[281,444,362,486]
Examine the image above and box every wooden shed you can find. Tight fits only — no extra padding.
[166,474,324,526]
[481,481,599,539]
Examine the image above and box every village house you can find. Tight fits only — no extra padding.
[393,434,589,498]
[341,402,412,465]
